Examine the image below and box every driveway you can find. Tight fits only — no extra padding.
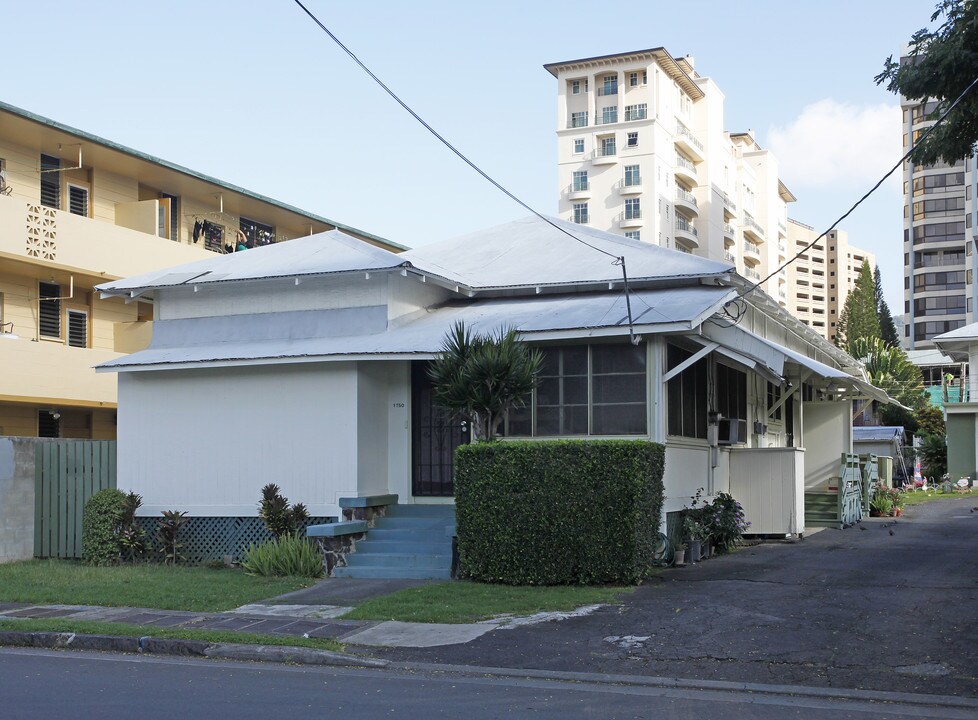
[374,497,978,698]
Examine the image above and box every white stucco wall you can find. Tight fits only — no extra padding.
[118,362,363,517]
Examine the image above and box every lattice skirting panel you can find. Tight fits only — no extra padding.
[134,516,335,565]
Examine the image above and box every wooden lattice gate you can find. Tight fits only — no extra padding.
[34,440,117,559]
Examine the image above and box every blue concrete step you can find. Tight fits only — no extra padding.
[334,504,456,580]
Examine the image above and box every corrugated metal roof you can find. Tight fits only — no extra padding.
[853,426,904,442]
[906,348,955,366]
[400,216,733,290]
[97,286,734,371]
[97,230,409,293]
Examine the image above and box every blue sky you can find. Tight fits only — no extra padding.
[3,0,938,309]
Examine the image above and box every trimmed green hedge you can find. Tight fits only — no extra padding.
[455,440,665,585]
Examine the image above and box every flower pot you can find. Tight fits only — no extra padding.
[893,507,903,517]
[703,542,713,559]
[688,539,701,563]
[674,549,686,566]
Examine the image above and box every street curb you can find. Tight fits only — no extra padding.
[0,631,387,669]
[388,661,978,710]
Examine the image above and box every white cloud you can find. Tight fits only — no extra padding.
[768,100,903,193]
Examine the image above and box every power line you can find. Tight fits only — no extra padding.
[734,73,978,314]
[291,0,639,342]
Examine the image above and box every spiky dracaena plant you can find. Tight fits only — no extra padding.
[428,321,543,441]
[258,483,310,538]
[849,336,926,411]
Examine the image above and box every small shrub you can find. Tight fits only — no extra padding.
[119,492,147,562]
[241,533,323,577]
[259,484,310,538]
[82,488,127,566]
[157,510,188,565]
[706,492,750,551]
[870,492,894,516]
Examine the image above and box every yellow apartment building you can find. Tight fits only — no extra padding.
[0,101,400,439]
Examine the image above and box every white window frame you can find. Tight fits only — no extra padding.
[571,80,581,95]
[573,138,585,154]
[572,170,588,192]
[629,72,638,87]
[573,202,589,224]
[627,132,638,147]
[625,197,641,220]
[624,231,641,241]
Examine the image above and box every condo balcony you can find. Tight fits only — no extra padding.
[675,217,699,248]
[744,267,761,281]
[567,181,591,201]
[618,209,643,229]
[675,187,698,215]
[743,239,761,264]
[723,223,736,241]
[778,219,787,237]
[674,121,704,161]
[597,85,618,97]
[674,154,697,184]
[743,212,765,242]
[592,145,618,165]
[619,177,643,196]
[724,250,736,263]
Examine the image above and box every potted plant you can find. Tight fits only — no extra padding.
[674,542,687,567]
[684,515,706,563]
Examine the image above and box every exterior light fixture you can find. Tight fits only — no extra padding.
[0,321,19,340]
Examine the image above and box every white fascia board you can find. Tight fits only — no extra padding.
[97,352,440,373]
[520,322,691,343]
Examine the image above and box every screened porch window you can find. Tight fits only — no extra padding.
[666,343,708,439]
[504,343,647,437]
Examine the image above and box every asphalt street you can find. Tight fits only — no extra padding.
[370,498,978,698]
[2,648,974,720]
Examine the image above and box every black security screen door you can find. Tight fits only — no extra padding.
[411,362,469,497]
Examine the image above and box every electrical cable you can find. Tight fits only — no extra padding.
[291,1,640,341]
[728,73,978,324]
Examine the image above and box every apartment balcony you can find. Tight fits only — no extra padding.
[675,217,699,248]
[674,154,697,184]
[595,111,619,126]
[723,223,736,241]
[566,114,589,129]
[597,86,618,97]
[778,219,787,237]
[619,178,643,196]
[0,194,211,280]
[743,212,765,242]
[624,107,648,122]
[567,182,592,201]
[0,336,120,408]
[778,240,786,255]
[743,267,761,281]
[592,146,618,165]
[724,251,736,264]
[675,187,699,215]
[743,239,761,264]
[713,185,737,215]
[674,121,705,161]
[618,210,643,229]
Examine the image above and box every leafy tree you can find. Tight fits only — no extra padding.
[918,433,948,479]
[916,403,946,436]
[876,0,978,165]
[874,266,900,348]
[836,261,881,351]
[849,336,926,411]
[429,321,543,441]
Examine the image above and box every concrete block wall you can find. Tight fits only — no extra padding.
[0,438,35,563]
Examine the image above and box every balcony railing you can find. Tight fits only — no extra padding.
[744,239,760,255]
[724,251,736,263]
[723,223,736,237]
[567,114,589,129]
[675,155,696,173]
[624,107,647,121]
[595,145,617,158]
[744,267,761,280]
[624,208,642,221]
[574,212,590,224]
[744,213,765,237]
[597,86,619,97]
[623,175,642,187]
[675,122,704,152]
[595,111,619,125]
[676,217,697,236]
[778,219,787,235]
[571,180,590,192]
[676,187,698,206]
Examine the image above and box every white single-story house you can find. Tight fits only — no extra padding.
[96,217,892,566]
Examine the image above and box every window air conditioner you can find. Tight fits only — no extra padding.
[717,418,747,445]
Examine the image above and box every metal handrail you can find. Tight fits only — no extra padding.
[676,218,697,235]
[675,122,704,151]
[676,188,697,206]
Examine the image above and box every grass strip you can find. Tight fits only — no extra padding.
[0,560,315,612]
[342,580,633,624]
[901,489,978,507]
[0,618,344,652]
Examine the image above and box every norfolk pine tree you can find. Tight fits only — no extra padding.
[836,261,881,352]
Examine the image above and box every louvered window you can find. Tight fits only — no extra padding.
[39,282,61,338]
[67,309,87,348]
[38,410,60,438]
[68,184,89,216]
[40,154,61,209]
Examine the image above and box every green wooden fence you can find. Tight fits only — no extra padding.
[34,440,117,559]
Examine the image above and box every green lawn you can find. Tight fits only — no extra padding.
[0,618,343,652]
[901,488,978,507]
[342,581,633,624]
[0,560,315,612]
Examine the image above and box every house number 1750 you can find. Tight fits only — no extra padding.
[392,402,405,408]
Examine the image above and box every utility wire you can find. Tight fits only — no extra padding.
[735,73,978,312]
[291,0,639,343]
